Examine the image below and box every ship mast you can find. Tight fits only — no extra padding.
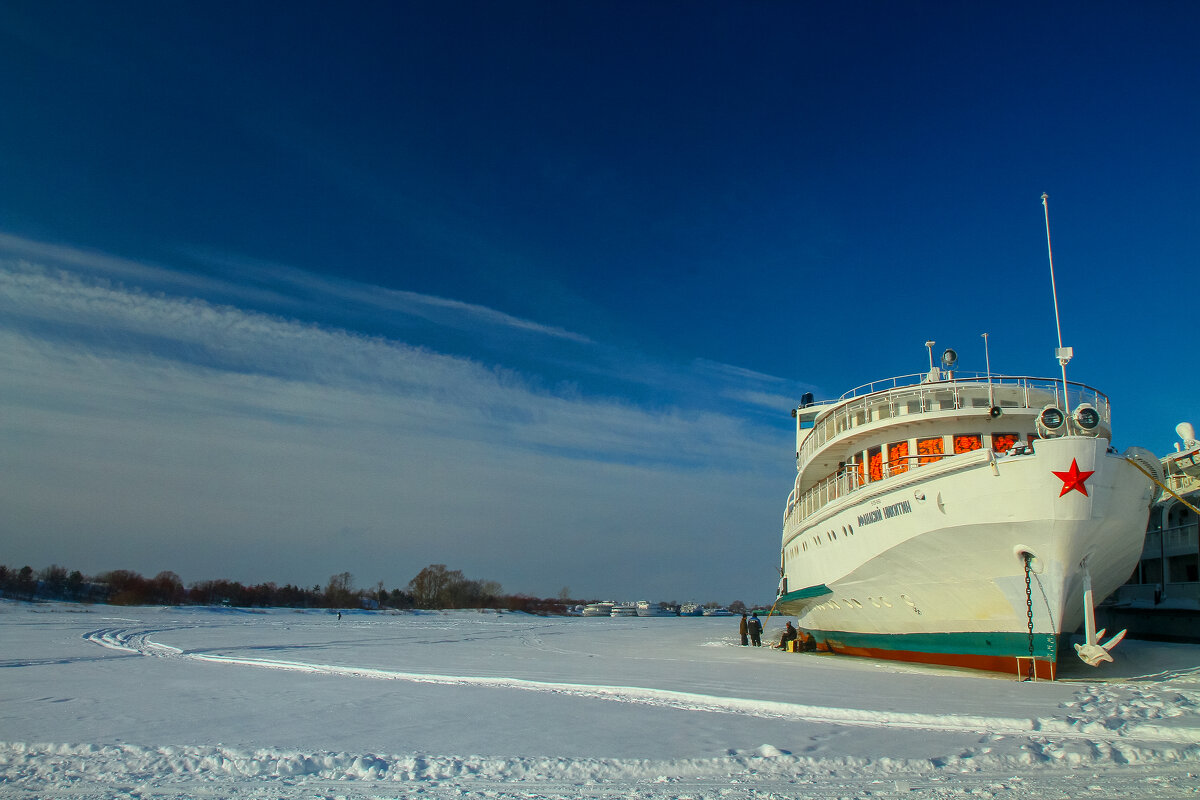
[1042,193,1072,415]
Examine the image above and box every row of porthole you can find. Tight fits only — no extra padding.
[785,523,859,560]
[815,593,919,612]
[807,523,858,552]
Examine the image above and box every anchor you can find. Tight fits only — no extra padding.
[1074,563,1126,666]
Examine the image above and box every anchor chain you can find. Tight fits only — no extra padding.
[1024,553,1035,681]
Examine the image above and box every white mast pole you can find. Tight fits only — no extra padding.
[982,332,994,408]
[1042,193,1072,416]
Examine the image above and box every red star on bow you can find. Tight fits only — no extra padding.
[1052,458,1095,497]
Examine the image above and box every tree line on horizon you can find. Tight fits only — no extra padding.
[0,562,578,614]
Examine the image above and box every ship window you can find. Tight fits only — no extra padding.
[917,436,944,465]
[867,446,883,481]
[992,433,1020,452]
[954,434,982,453]
[888,440,910,474]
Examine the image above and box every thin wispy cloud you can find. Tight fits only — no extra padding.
[185,247,593,344]
[0,238,788,598]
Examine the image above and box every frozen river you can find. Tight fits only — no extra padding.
[2,602,1198,798]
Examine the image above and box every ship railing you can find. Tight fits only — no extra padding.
[1142,522,1200,559]
[1163,472,1200,495]
[795,375,1110,478]
[785,451,966,527]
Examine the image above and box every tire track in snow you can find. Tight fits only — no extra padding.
[80,625,1200,746]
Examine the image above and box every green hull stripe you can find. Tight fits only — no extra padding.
[812,628,1056,660]
[778,584,833,603]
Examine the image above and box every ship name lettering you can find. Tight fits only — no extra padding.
[857,500,912,527]
[857,509,883,526]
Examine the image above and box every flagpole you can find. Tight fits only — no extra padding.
[1042,193,1072,416]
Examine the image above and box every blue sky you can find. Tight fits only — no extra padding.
[1,2,1196,603]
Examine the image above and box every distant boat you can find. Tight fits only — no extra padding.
[635,601,675,617]
[702,607,733,616]
[679,603,703,616]
[581,602,614,617]
[609,604,638,617]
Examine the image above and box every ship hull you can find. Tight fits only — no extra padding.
[778,436,1154,677]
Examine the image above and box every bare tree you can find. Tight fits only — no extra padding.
[325,572,356,608]
[407,564,458,609]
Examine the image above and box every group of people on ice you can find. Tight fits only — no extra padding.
[739,612,803,650]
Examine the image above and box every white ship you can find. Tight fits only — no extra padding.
[581,602,615,617]
[776,199,1164,679]
[776,343,1160,678]
[636,601,676,617]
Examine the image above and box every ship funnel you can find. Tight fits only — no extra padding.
[1178,422,1198,448]
[801,392,815,408]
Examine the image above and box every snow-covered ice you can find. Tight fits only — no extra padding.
[2,602,1198,798]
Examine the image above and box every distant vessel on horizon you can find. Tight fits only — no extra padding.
[636,601,675,617]
[581,602,614,617]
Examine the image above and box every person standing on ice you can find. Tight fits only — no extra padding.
[739,613,749,646]
[747,613,762,647]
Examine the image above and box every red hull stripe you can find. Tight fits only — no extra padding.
[832,642,1057,680]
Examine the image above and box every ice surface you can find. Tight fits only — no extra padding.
[2,602,1198,798]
